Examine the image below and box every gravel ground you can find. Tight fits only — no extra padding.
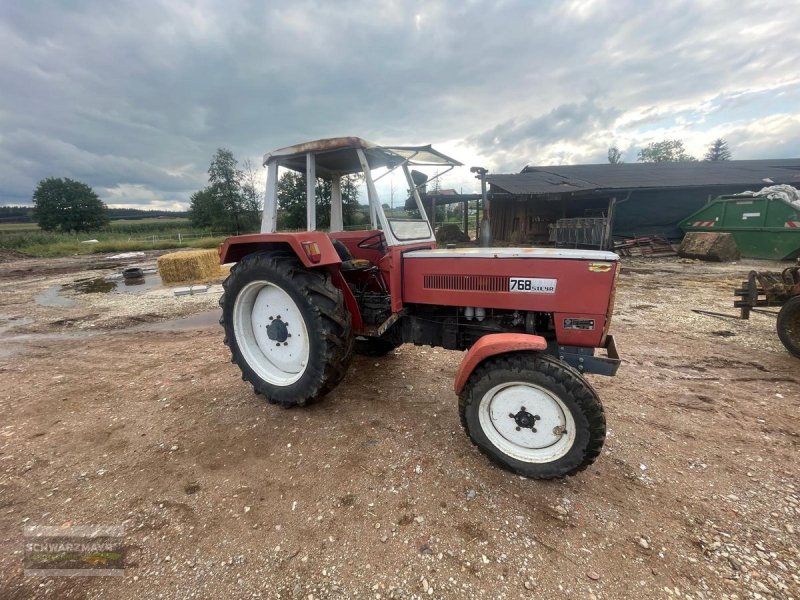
[0,253,797,600]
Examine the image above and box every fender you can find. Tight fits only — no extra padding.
[330,270,363,331]
[219,232,342,267]
[454,333,547,395]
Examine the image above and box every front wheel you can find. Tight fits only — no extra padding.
[777,296,800,358]
[459,353,605,479]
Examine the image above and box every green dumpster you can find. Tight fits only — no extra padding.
[680,191,800,260]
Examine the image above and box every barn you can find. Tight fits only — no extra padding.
[483,159,800,249]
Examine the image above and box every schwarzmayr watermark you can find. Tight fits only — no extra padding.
[24,525,125,577]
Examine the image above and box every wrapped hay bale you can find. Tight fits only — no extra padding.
[678,232,740,262]
[157,249,221,283]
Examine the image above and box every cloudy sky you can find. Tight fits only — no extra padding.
[1,0,799,209]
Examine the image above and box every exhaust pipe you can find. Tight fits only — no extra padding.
[471,167,491,247]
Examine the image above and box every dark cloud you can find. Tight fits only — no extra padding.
[1,0,798,206]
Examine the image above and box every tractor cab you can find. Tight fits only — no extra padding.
[220,136,462,326]
[261,136,460,252]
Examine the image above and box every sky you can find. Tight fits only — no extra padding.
[1,0,799,210]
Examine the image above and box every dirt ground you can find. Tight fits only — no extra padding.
[0,252,798,600]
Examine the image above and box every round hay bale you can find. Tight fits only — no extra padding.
[157,249,221,284]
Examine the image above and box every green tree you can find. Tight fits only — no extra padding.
[277,172,360,230]
[276,171,307,230]
[607,146,624,164]
[240,159,264,230]
[208,148,246,234]
[704,138,732,161]
[189,149,262,232]
[188,187,224,229]
[32,177,109,232]
[637,140,696,163]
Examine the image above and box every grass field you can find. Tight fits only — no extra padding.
[0,218,236,257]
[0,217,191,233]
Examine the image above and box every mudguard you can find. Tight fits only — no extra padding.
[218,232,342,267]
[454,333,547,394]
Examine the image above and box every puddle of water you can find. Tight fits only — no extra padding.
[70,278,118,294]
[134,309,222,332]
[36,273,164,307]
[0,309,222,360]
[35,286,78,308]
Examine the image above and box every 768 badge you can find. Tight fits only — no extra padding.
[509,277,557,293]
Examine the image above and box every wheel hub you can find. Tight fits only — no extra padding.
[233,280,310,386]
[478,382,577,462]
[266,316,289,343]
[509,407,540,432]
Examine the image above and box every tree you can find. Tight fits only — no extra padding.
[188,149,262,233]
[32,177,109,232]
[188,187,224,229]
[607,146,624,164]
[240,159,264,229]
[208,148,246,234]
[637,140,696,163]
[276,172,360,230]
[704,138,732,161]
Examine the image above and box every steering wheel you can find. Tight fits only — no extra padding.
[357,232,386,253]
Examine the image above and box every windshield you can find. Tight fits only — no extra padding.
[388,219,432,241]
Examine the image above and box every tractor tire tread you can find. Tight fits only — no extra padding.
[458,352,605,479]
[220,251,353,408]
[777,296,800,358]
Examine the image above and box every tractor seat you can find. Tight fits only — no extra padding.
[332,238,373,271]
[341,258,372,271]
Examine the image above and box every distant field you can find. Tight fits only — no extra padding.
[110,217,190,227]
[0,217,240,257]
[0,222,41,232]
[0,217,190,233]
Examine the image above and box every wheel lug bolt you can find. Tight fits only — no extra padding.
[269,316,273,320]
[515,426,521,431]
[521,406,526,411]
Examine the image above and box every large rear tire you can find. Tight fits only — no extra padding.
[220,252,353,407]
[459,353,605,479]
[777,296,800,358]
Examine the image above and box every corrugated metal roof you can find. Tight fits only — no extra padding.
[263,137,461,175]
[487,159,800,195]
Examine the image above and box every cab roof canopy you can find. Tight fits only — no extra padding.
[262,136,462,177]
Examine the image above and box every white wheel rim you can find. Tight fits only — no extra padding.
[233,280,310,386]
[478,382,576,463]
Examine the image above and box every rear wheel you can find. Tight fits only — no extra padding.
[459,353,605,479]
[220,252,353,407]
[777,296,800,358]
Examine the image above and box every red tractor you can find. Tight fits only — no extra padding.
[219,137,621,479]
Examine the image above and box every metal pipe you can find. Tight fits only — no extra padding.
[471,167,490,247]
[306,153,316,231]
[330,175,343,232]
[261,161,279,233]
